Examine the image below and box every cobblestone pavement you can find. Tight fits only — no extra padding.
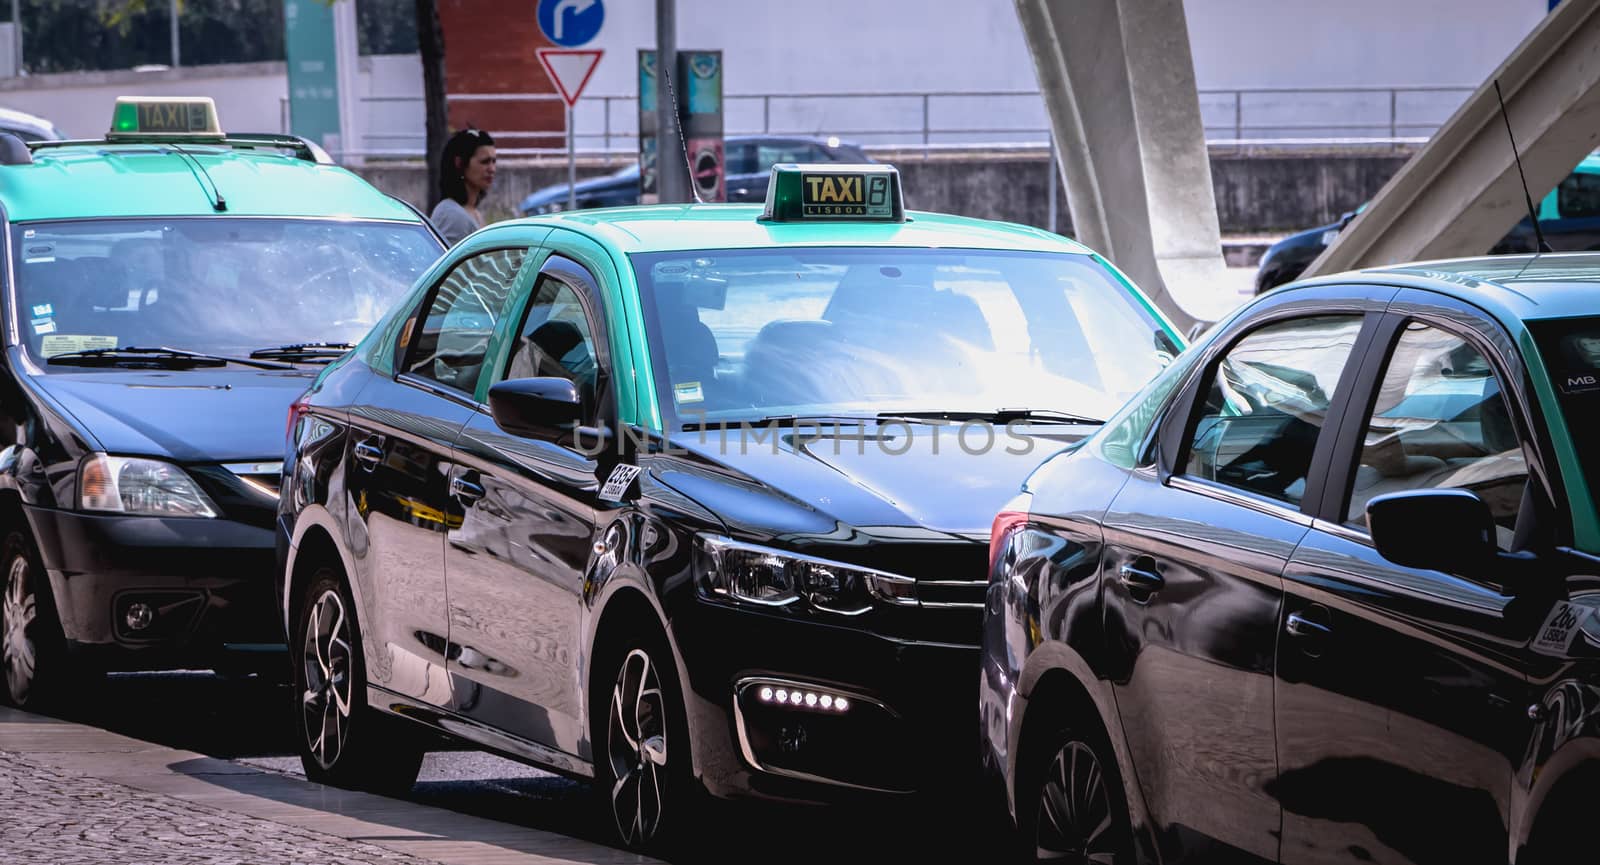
[0,750,442,865]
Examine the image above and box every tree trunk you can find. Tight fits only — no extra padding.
[414,0,447,212]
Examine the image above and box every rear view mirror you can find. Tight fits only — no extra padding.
[1366,489,1496,573]
[488,377,582,441]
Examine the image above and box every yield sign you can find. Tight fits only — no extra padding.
[537,48,603,108]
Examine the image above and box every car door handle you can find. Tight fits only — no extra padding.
[1118,562,1165,593]
[450,475,485,504]
[1286,610,1332,638]
[353,439,383,469]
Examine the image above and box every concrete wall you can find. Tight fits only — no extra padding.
[0,62,289,139]
[352,149,1411,237]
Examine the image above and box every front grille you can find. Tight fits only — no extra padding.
[916,579,987,609]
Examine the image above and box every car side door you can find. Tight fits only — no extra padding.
[1274,292,1554,865]
[441,248,617,767]
[1102,297,1380,863]
[343,244,530,709]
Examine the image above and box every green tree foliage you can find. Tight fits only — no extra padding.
[18,0,285,73]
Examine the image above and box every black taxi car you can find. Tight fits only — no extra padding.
[0,98,443,707]
[983,253,1600,864]
[277,164,1185,848]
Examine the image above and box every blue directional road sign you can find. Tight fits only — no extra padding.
[538,0,605,48]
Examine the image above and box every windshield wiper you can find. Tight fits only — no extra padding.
[47,346,294,370]
[681,414,878,432]
[249,342,355,364]
[878,408,1105,426]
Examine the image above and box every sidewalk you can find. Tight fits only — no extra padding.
[0,707,655,865]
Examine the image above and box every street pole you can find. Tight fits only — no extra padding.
[655,0,688,203]
[1047,130,1058,234]
[170,0,180,67]
[567,105,577,211]
[10,0,21,77]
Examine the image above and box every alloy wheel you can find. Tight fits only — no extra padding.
[301,589,353,769]
[1036,740,1119,863]
[607,648,668,847]
[2,555,35,705]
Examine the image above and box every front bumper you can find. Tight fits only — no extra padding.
[674,596,981,803]
[25,504,284,671]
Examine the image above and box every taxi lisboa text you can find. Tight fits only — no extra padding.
[569,417,1042,457]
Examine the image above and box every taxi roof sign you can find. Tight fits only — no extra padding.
[108,96,223,142]
[761,163,905,223]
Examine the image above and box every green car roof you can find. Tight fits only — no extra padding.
[520,204,1095,255]
[0,143,420,223]
[1361,253,1600,324]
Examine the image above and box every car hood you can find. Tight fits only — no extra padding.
[33,368,317,463]
[655,423,1085,542]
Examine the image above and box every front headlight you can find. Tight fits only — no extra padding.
[79,454,219,518]
[696,535,917,615]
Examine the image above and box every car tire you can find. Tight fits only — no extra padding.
[1018,717,1135,864]
[293,567,424,796]
[591,624,697,853]
[1,528,79,710]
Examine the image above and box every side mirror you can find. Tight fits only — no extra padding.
[488,377,581,441]
[1366,489,1497,574]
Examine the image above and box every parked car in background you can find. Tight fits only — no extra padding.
[518,134,875,215]
[1256,152,1600,293]
[0,106,66,143]
[985,253,1600,864]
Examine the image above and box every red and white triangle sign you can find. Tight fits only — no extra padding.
[537,48,603,108]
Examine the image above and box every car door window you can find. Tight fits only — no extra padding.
[726,142,757,175]
[503,273,602,423]
[756,143,821,172]
[1343,321,1527,547]
[1181,315,1363,505]
[402,247,528,394]
[1558,171,1600,219]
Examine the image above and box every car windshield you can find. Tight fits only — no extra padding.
[633,247,1177,428]
[9,218,441,368]
[1530,315,1600,514]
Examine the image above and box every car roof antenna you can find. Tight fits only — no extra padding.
[1493,79,1550,254]
[663,65,705,205]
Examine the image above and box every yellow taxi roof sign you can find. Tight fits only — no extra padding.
[761,163,905,223]
[108,96,223,141]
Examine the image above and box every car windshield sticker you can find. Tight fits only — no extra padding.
[673,381,705,403]
[31,317,55,335]
[599,464,642,501]
[31,304,52,318]
[40,335,118,357]
[23,242,55,264]
[1534,600,1592,656]
[1555,331,1600,394]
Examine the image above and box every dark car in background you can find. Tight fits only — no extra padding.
[984,254,1600,864]
[1256,152,1600,293]
[518,134,874,215]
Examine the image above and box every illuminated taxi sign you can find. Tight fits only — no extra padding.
[761,164,905,223]
[108,96,223,141]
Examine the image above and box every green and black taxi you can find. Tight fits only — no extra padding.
[0,97,444,707]
[278,163,1182,846]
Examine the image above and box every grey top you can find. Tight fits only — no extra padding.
[429,198,484,247]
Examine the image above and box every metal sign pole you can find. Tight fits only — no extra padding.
[170,0,180,67]
[11,0,21,76]
[567,105,577,211]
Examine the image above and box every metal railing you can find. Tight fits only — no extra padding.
[344,84,1475,159]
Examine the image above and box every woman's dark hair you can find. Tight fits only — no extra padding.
[439,127,495,205]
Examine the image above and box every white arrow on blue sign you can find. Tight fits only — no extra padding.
[537,0,605,48]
